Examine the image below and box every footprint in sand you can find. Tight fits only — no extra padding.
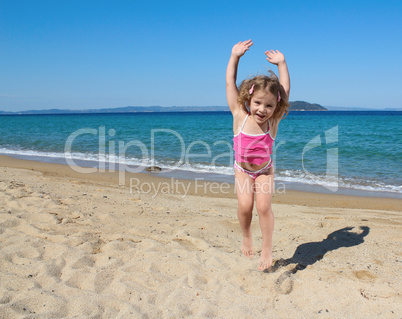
[94,269,115,293]
[274,270,294,295]
[1,272,37,291]
[10,247,43,265]
[187,271,209,290]
[24,255,66,290]
[0,218,20,228]
[353,270,377,282]
[5,200,21,210]
[71,255,95,269]
[8,290,68,317]
[65,269,95,290]
[173,230,210,251]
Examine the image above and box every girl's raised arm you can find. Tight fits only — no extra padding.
[265,50,290,98]
[226,40,253,115]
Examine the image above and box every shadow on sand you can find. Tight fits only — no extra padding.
[266,226,370,294]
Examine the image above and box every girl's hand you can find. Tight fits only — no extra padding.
[265,50,286,65]
[231,40,253,58]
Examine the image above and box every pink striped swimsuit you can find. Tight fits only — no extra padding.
[233,115,275,179]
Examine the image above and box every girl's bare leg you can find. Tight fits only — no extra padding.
[235,169,255,258]
[255,168,275,270]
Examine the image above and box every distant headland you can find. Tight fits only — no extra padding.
[0,101,328,115]
[289,101,327,111]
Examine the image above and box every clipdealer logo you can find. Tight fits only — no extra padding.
[64,125,339,192]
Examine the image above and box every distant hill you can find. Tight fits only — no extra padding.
[1,101,328,115]
[289,101,327,111]
[0,106,229,115]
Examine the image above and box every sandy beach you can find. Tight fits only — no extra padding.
[0,155,401,318]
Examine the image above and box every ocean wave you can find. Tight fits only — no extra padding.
[276,169,402,194]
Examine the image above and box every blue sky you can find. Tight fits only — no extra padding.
[1,0,401,111]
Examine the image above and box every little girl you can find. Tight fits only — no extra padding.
[226,40,290,271]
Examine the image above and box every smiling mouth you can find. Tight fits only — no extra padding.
[256,113,265,120]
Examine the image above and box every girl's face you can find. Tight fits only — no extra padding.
[249,89,277,124]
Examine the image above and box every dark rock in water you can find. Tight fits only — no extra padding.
[145,166,162,172]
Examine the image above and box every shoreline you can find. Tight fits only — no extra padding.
[1,155,400,211]
[1,109,401,116]
[1,149,400,199]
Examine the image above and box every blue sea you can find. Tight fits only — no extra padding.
[0,111,401,198]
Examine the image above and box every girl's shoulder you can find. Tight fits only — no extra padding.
[270,117,281,127]
[269,117,281,139]
[233,108,248,122]
[232,110,248,135]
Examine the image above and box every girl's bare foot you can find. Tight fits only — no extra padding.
[241,236,254,258]
[258,248,273,271]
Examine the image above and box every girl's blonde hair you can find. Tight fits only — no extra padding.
[237,71,289,119]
